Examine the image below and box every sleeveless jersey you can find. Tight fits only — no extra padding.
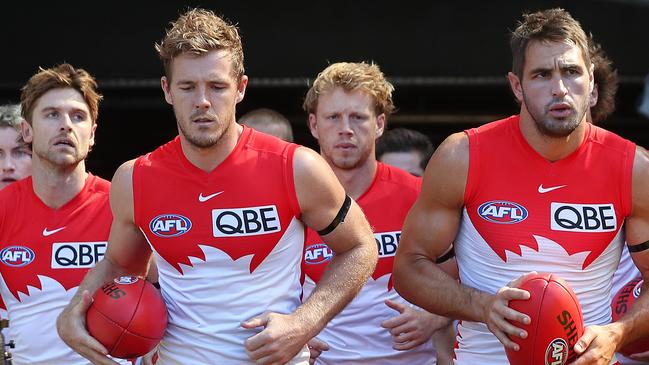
[0,174,114,365]
[302,163,436,364]
[454,115,634,364]
[133,127,309,364]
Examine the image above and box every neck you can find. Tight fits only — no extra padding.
[31,156,88,209]
[180,123,243,172]
[518,107,588,162]
[329,157,378,200]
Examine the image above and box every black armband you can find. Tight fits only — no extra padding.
[435,245,456,264]
[628,240,649,253]
[318,195,352,236]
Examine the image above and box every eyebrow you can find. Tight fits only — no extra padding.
[40,106,88,115]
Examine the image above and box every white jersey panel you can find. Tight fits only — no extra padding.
[454,208,623,364]
[153,217,308,365]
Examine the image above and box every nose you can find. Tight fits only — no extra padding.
[0,156,16,172]
[194,86,211,111]
[551,76,568,98]
[59,113,74,132]
[338,116,353,136]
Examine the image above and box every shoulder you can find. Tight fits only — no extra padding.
[244,127,294,155]
[434,132,469,169]
[378,162,422,194]
[112,159,137,191]
[633,146,649,184]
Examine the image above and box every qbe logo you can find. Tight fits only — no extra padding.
[478,201,528,224]
[550,203,616,232]
[212,205,280,237]
[304,243,334,264]
[0,246,35,267]
[545,338,569,365]
[150,214,192,237]
[51,242,107,269]
[375,231,401,257]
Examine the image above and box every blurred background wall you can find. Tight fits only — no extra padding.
[1,0,647,179]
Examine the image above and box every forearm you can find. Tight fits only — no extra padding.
[394,252,490,322]
[614,281,649,350]
[63,257,132,310]
[297,242,376,338]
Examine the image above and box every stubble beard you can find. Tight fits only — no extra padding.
[177,111,231,149]
[524,93,589,138]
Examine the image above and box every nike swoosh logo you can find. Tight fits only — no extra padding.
[538,184,566,193]
[43,227,66,236]
[198,191,224,202]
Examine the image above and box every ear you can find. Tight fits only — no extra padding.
[507,72,524,103]
[161,76,173,105]
[375,113,386,139]
[590,82,599,108]
[588,62,595,96]
[88,122,98,148]
[21,120,33,144]
[308,113,319,140]
[235,75,248,104]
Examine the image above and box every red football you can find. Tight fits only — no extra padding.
[506,273,584,365]
[611,276,649,356]
[86,276,167,358]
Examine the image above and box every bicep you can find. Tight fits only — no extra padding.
[399,132,468,261]
[104,160,151,273]
[627,146,649,276]
[293,147,373,254]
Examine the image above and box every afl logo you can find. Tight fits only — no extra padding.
[0,246,35,267]
[304,243,334,264]
[478,200,528,224]
[114,276,139,285]
[545,338,569,365]
[634,280,644,299]
[150,214,192,237]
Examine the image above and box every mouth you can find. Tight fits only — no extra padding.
[191,114,217,124]
[53,137,75,148]
[335,142,357,150]
[548,103,573,118]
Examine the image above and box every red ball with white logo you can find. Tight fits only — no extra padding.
[611,276,649,356]
[86,276,167,358]
[506,273,584,365]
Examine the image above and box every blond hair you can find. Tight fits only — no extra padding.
[20,63,102,124]
[155,8,244,81]
[303,62,395,118]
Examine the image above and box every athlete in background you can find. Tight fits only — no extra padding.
[302,62,453,365]
[0,64,126,365]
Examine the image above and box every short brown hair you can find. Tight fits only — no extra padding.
[155,8,244,81]
[303,62,395,118]
[510,8,591,79]
[20,63,102,124]
[589,36,618,124]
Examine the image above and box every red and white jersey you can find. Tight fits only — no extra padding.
[454,116,634,364]
[0,174,114,365]
[133,128,309,365]
[302,163,436,364]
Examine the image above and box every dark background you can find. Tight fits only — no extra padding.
[2,0,648,179]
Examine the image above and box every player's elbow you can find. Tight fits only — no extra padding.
[360,235,379,276]
[393,249,416,301]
